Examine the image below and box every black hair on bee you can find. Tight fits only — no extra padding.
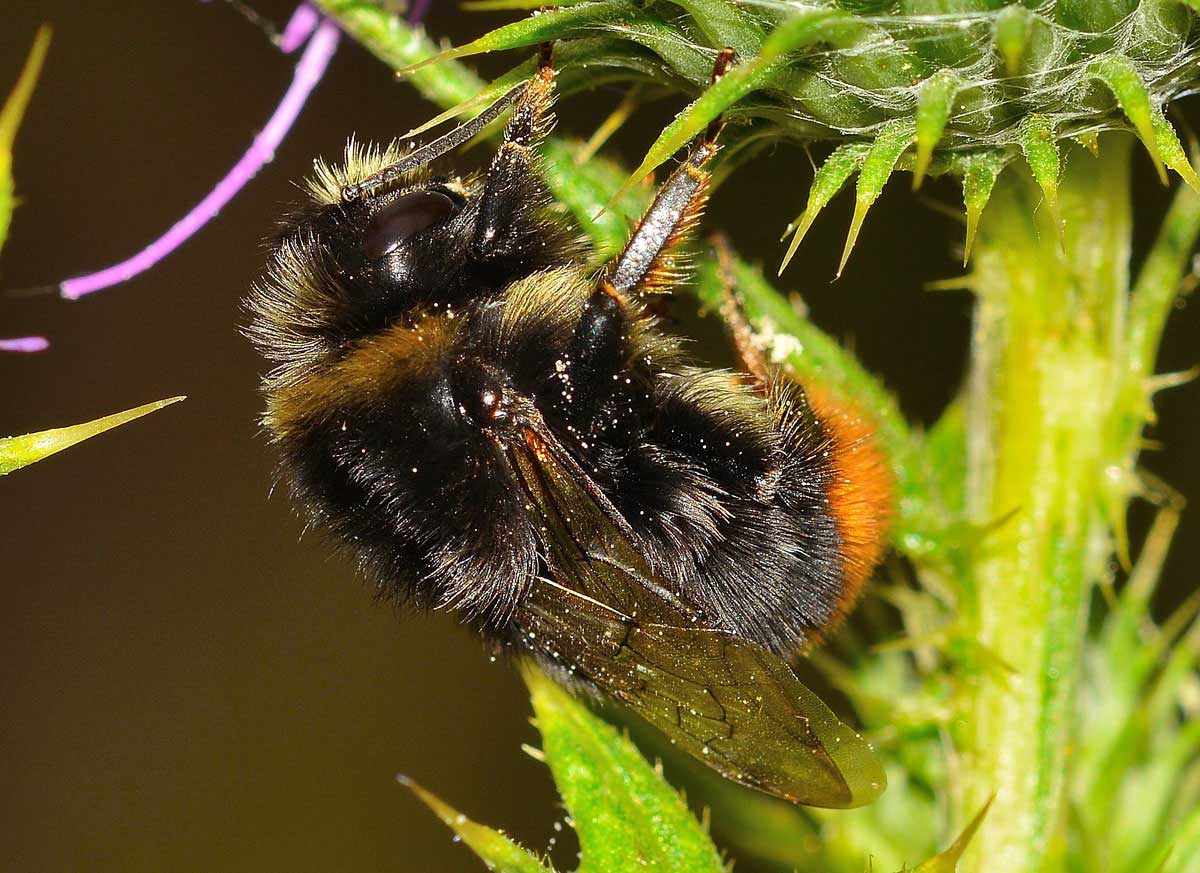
[247,55,893,808]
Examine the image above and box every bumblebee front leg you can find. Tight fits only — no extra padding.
[340,66,546,202]
[602,48,736,299]
[472,46,558,259]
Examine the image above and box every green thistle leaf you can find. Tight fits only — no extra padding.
[523,663,728,873]
[0,397,186,476]
[992,4,1034,76]
[1019,113,1062,236]
[840,118,916,276]
[665,0,766,58]
[403,663,729,872]
[962,150,1006,264]
[540,138,652,260]
[400,2,639,74]
[0,24,51,253]
[909,797,993,872]
[779,142,868,274]
[400,776,552,872]
[1088,54,1168,183]
[462,0,588,9]
[914,69,963,189]
[611,7,853,207]
[1150,109,1200,191]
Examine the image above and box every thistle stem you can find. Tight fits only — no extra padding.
[959,137,1134,872]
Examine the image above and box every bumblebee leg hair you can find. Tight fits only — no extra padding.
[709,232,770,381]
[472,45,558,258]
[603,48,737,299]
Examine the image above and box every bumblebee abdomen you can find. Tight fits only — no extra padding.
[788,384,894,643]
[805,387,894,624]
[617,371,893,654]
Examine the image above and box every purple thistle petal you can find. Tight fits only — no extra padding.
[408,0,433,24]
[59,12,340,300]
[279,3,320,53]
[0,336,50,353]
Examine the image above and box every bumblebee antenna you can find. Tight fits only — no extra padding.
[207,0,282,45]
[341,81,530,202]
[206,1,329,53]
[4,283,59,298]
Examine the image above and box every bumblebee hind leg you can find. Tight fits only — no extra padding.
[706,238,894,640]
[708,232,771,381]
[558,49,740,418]
[600,48,736,301]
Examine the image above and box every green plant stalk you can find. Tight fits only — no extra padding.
[958,136,1135,872]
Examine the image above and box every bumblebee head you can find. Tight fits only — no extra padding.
[246,140,576,382]
[246,143,466,373]
[244,125,582,621]
[252,196,594,616]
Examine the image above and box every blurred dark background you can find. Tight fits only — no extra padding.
[1,3,1196,871]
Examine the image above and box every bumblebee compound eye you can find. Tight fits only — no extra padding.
[362,190,458,260]
[453,368,508,428]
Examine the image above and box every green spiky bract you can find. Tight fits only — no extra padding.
[314,2,1200,872]
[0,397,187,476]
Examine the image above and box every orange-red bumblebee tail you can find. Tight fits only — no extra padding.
[806,386,894,629]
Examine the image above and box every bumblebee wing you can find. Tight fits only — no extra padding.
[507,431,885,808]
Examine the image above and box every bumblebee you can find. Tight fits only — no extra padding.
[248,49,892,808]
